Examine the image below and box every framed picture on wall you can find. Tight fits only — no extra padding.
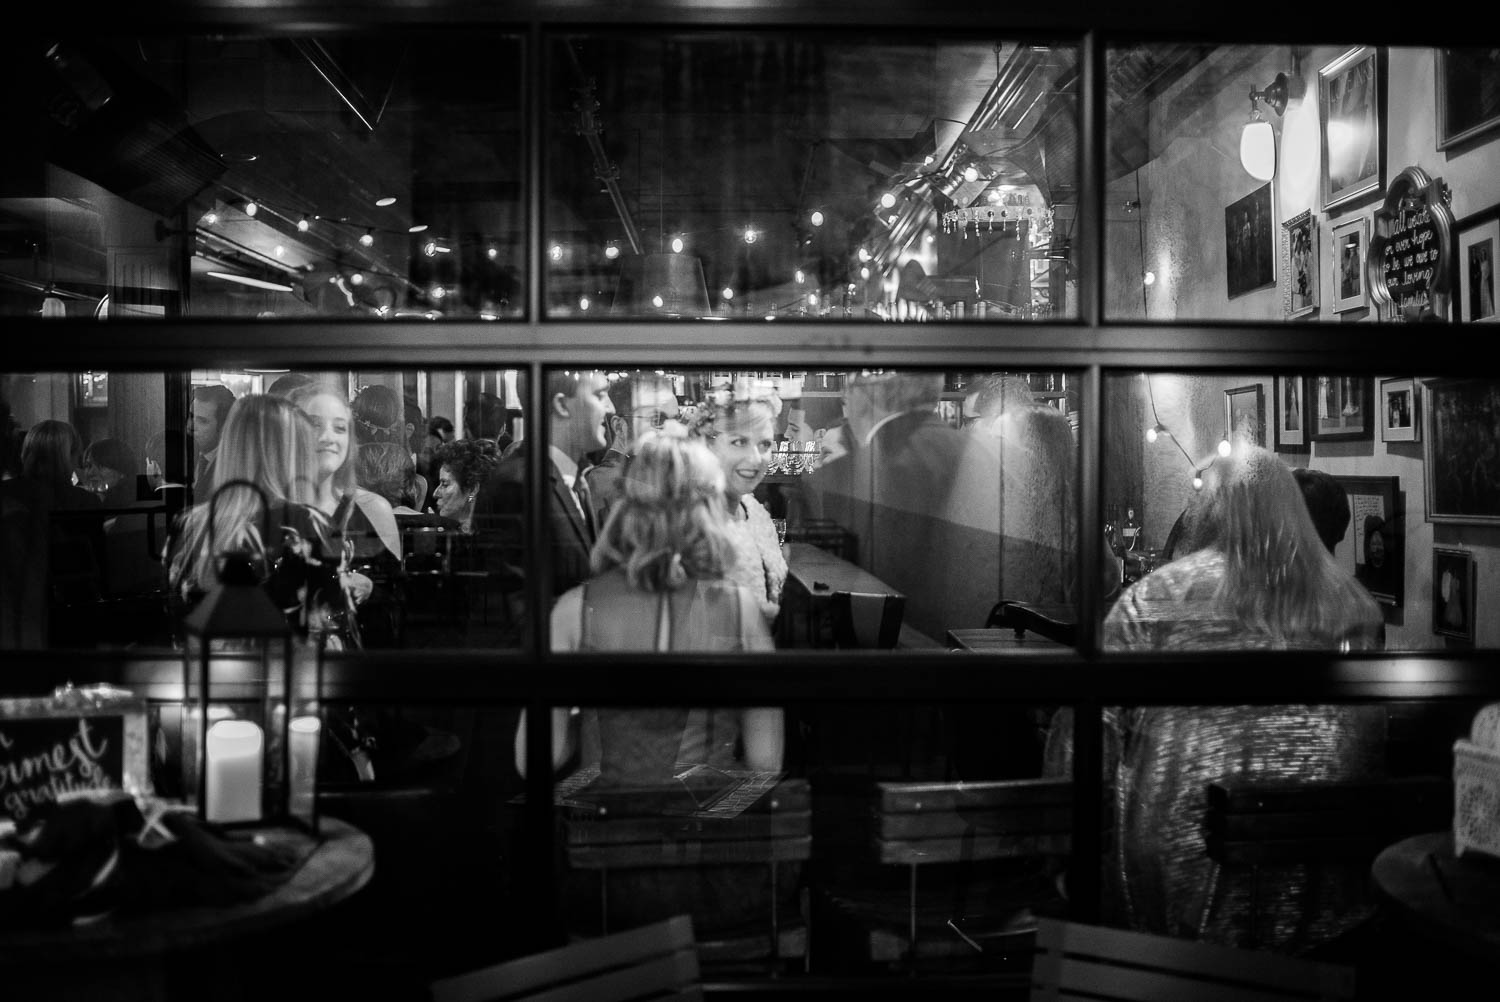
[1432,547,1475,641]
[1436,49,1500,150]
[1224,384,1266,448]
[1456,206,1499,324]
[1307,376,1372,441]
[1330,216,1369,313]
[1282,210,1319,318]
[1273,374,1306,450]
[1379,377,1420,443]
[1225,183,1276,298]
[1423,377,1500,525]
[1319,46,1385,211]
[1334,475,1403,606]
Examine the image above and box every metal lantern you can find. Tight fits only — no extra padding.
[178,479,322,831]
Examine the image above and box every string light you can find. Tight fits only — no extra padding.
[202,211,219,226]
[297,215,310,232]
[359,229,374,247]
[374,196,397,207]
[810,210,824,227]
[604,242,621,260]
[880,192,897,209]
[670,236,684,253]
[408,224,428,234]
[243,200,258,217]
[721,287,734,300]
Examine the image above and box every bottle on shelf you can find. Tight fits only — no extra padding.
[1122,508,1140,552]
[1121,507,1142,585]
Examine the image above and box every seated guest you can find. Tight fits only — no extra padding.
[22,420,100,510]
[584,371,680,527]
[1093,445,1386,954]
[82,437,139,507]
[351,383,407,447]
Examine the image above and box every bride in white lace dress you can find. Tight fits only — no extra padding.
[690,392,787,628]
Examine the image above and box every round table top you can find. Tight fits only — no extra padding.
[1371,830,1500,962]
[0,816,373,963]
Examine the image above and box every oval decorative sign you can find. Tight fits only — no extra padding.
[1369,165,1455,320]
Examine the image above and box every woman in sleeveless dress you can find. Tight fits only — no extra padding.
[688,391,787,630]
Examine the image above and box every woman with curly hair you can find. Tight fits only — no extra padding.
[429,437,501,532]
[686,391,786,628]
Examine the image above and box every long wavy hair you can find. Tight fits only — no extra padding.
[591,429,735,592]
[1210,445,1380,646]
[287,381,359,497]
[167,394,321,595]
[21,419,84,489]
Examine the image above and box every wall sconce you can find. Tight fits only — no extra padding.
[1240,72,1289,182]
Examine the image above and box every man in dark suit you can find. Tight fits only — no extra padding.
[189,383,236,495]
[472,369,615,605]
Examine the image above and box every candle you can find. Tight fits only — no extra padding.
[289,716,321,818]
[205,719,263,823]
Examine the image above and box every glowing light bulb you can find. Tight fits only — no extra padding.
[487,246,498,260]
[810,210,824,227]
[273,244,285,257]
[430,285,446,300]
[743,227,758,244]
[424,241,438,257]
[722,287,734,300]
[963,166,979,183]
[858,247,871,262]
[604,243,620,260]
[860,266,870,280]
[359,229,374,247]
[807,292,819,308]
[202,211,219,226]
[297,216,309,232]
[880,192,897,209]
[578,296,590,311]
[795,270,805,284]
[349,272,363,285]
[244,200,258,217]
[408,224,428,234]
[549,244,563,262]
[1144,271,1156,286]
[651,294,664,308]
[1146,425,1159,443]
[375,196,397,207]
[670,236,684,254]
[1192,474,1204,491]
[1218,438,1232,457]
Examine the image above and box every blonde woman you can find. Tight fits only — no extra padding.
[516,427,782,782]
[162,394,357,644]
[687,392,787,628]
[1100,445,1386,954]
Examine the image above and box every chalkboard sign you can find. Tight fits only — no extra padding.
[0,685,150,824]
[1370,165,1456,320]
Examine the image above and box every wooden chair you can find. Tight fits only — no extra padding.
[1028,917,1357,1001]
[983,600,1077,646]
[817,778,1071,971]
[1203,775,1452,948]
[430,914,703,1002]
[564,777,812,976]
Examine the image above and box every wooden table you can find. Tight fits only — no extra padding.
[0,816,374,1001]
[946,628,1071,653]
[783,542,904,648]
[1371,830,1500,965]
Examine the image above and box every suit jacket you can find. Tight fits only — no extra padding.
[473,443,594,598]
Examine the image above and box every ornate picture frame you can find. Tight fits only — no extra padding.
[1423,377,1500,525]
[1282,210,1319,318]
[1319,46,1385,212]
[1273,374,1306,451]
[1436,48,1500,151]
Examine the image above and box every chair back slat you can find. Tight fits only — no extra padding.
[1029,919,1356,1002]
[430,915,700,1002]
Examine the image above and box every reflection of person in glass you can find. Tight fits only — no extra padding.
[1355,514,1390,599]
[1284,378,1300,431]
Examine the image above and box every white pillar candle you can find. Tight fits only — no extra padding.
[205,719,263,823]
[289,716,321,817]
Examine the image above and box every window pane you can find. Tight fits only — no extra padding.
[1,368,530,651]
[546,34,1078,321]
[544,367,1080,653]
[1105,44,1500,324]
[1,33,523,319]
[1101,372,1500,651]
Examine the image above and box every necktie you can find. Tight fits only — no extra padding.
[572,472,597,542]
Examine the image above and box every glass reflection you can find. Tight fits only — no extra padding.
[547,35,1077,320]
